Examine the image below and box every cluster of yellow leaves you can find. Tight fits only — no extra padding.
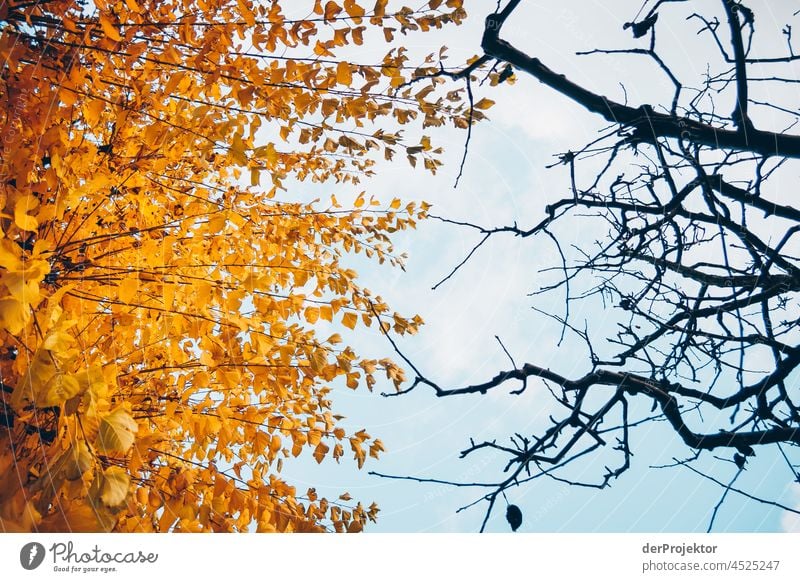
[0,0,469,533]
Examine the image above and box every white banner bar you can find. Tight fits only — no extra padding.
[1,533,797,581]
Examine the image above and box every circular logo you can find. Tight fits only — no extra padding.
[19,542,46,570]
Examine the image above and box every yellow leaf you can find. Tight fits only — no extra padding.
[308,430,322,446]
[39,373,82,407]
[342,312,358,329]
[99,466,130,507]
[344,0,365,19]
[369,438,385,458]
[117,276,139,304]
[14,195,39,231]
[324,1,342,20]
[96,407,138,454]
[99,13,123,42]
[0,501,40,532]
[64,442,93,481]
[230,134,249,166]
[41,330,76,353]
[84,99,105,127]
[305,306,320,323]
[313,442,329,463]
[162,282,176,309]
[474,97,495,110]
[0,239,22,270]
[60,85,77,106]
[336,61,353,87]
[254,142,278,166]
[10,346,56,409]
[144,123,161,147]
[374,0,388,18]
[39,503,113,533]
[75,366,107,399]
[309,349,327,373]
[320,305,333,322]
[1,271,41,304]
[253,431,270,456]
[237,0,256,26]
[269,434,282,455]
[0,297,28,334]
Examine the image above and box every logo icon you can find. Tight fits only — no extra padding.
[19,542,46,570]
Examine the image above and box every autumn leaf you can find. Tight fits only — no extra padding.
[41,330,76,353]
[96,408,138,454]
[250,167,261,187]
[38,373,82,407]
[124,0,142,13]
[117,277,139,304]
[98,13,123,42]
[342,312,358,329]
[305,306,320,323]
[0,240,22,271]
[313,442,330,464]
[0,297,28,334]
[63,442,93,481]
[14,195,38,231]
[337,61,353,86]
[40,503,115,533]
[324,1,342,21]
[99,467,131,508]
[83,99,105,127]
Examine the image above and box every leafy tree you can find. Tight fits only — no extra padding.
[377,0,800,531]
[0,0,471,532]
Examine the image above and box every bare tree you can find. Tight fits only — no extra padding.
[375,0,800,531]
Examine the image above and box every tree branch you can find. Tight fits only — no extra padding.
[481,8,800,157]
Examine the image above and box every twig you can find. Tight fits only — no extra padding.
[706,466,744,532]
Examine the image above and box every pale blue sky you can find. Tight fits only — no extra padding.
[265,1,800,532]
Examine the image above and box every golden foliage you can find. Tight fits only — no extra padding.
[0,0,469,532]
